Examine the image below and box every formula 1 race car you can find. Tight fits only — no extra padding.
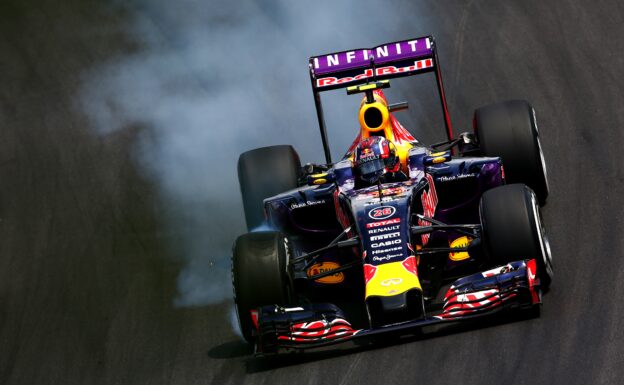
[232,36,553,355]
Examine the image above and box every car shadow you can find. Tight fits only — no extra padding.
[207,340,255,359]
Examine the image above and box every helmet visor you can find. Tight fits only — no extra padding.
[357,158,386,181]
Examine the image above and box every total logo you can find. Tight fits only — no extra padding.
[366,218,401,229]
[368,206,396,220]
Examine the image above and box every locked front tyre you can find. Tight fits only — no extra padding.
[232,231,293,344]
[479,184,553,290]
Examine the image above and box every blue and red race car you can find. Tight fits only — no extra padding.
[232,35,553,355]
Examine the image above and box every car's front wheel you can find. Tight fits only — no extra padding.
[232,231,292,343]
[479,184,553,290]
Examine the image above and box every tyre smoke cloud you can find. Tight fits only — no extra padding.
[78,0,407,331]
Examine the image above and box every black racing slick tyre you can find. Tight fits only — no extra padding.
[238,145,301,231]
[479,184,553,290]
[474,100,549,204]
[232,231,292,343]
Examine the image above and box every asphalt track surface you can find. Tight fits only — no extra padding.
[2,1,624,384]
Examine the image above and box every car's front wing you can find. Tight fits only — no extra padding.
[251,259,541,354]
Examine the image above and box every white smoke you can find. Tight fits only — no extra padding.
[77,0,418,335]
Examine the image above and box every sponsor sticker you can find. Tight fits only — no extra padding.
[366,217,401,228]
[371,239,402,248]
[370,232,400,241]
[372,254,402,262]
[438,173,476,182]
[449,236,471,261]
[290,200,326,210]
[368,225,400,234]
[366,186,406,198]
[380,278,403,286]
[360,147,375,159]
[368,206,396,220]
[355,186,410,201]
[316,59,434,87]
[307,262,344,284]
[312,38,432,74]
[364,196,398,205]
[371,246,402,255]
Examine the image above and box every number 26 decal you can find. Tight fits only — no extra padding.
[368,206,396,220]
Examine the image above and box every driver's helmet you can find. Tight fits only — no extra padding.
[353,136,400,183]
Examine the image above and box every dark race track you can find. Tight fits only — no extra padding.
[2,1,624,384]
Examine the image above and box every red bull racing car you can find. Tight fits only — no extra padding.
[232,35,553,354]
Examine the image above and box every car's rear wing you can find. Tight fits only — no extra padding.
[310,37,434,91]
[308,36,453,164]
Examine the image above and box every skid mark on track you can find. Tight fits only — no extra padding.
[338,352,363,385]
[453,0,475,88]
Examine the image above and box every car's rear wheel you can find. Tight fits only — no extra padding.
[474,100,549,204]
[238,145,301,231]
[479,184,553,290]
[232,231,292,343]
